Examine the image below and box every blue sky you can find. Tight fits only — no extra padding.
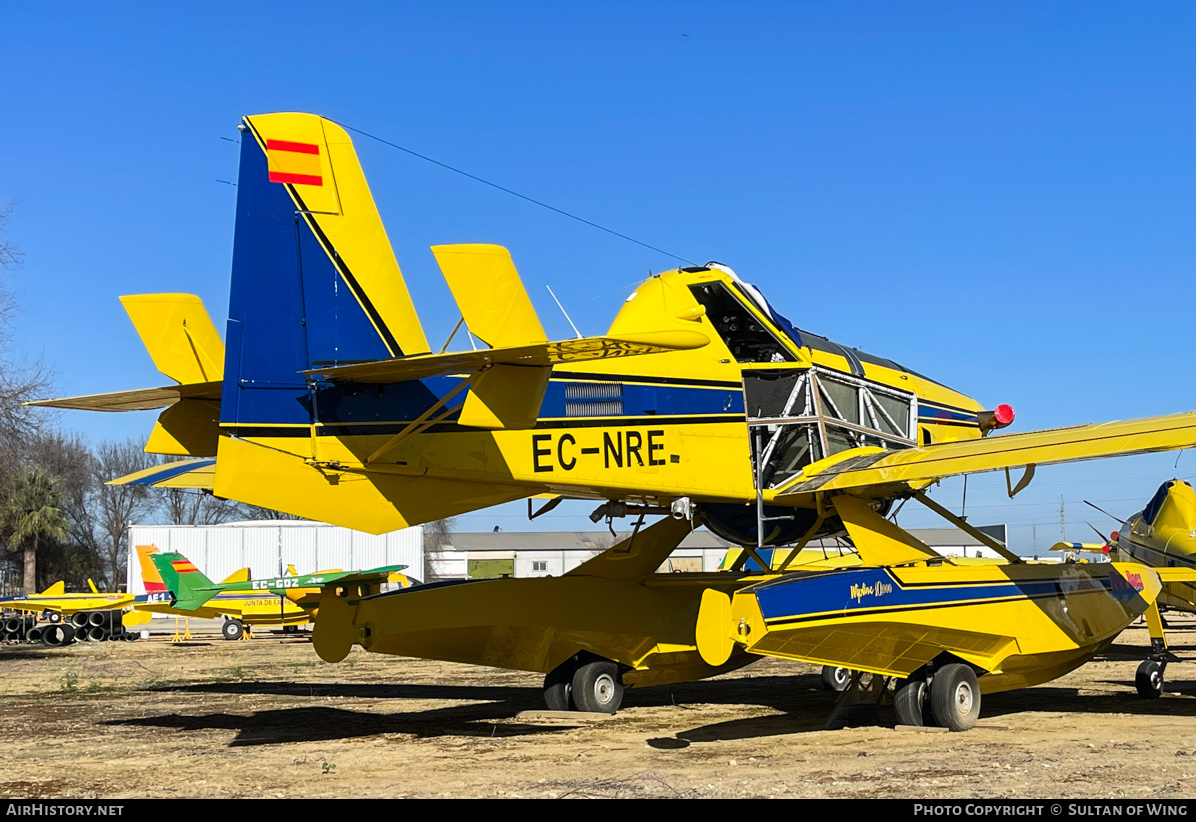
[2,2,1194,547]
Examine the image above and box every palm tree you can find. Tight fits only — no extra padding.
[4,466,69,593]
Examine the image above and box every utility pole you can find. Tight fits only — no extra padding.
[1060,495,1066,541]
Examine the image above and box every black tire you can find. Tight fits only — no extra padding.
[45,611,62,624]
[543,662,574,711]
[894,677,930,726]
[221,619,245,641]
[1136,660,1164,699]
[929,663,981,731]
[571,659,623,714]
[821,665,851,692]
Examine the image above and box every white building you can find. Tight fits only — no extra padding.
[125,520,424,595]
[431,523,1011,579]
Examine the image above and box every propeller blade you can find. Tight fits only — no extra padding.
[1083,500,1124,523]
[1085,521,1110,544]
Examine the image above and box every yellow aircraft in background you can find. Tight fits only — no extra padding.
[1101,480,1196,615]
[0,580,150,625]
[30,111,1196,724]
[133,545,310,640]
[0,579,152,645]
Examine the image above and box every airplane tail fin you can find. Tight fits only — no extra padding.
[222,112,431,429]
[220,568,251,584]
[135,545,169,595]
[39,581,65,596]
[148,552,218,611]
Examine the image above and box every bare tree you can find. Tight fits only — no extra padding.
[0,203,50,464]
[153,457,248,525]
[422,517,456,583]
[161,489,245,525]
[0,202,22,270]
[61,439,155,589]
[241,505,304,521]
[0,207,87,588]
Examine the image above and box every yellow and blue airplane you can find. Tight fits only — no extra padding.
[0,579,152,626]
[133,544,311,640]
[29,112,1196,723]
[1100,480,1196,615]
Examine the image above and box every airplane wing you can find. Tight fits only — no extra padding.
[303,331,710,385]
[774,411,1196,501]
[302,564,407,587]
[26,381,221,412]
[281,564,409,608]
[106,458,215,490]
[1154,568,1196,584]
[0,601,57,614]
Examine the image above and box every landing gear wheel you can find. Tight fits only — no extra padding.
[894,677,930,726]
[221,619,245,641]
[571,660,624,714]
[45,611,62,624]
[1136,660,1164,699]
[821,665,851,692]
[543,663,574,711]
[282,625,298,635]
[929,663,980,731]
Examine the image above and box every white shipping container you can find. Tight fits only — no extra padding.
[126,520,424,595]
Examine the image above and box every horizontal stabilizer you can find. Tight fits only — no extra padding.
[109,459,215,490]
[1049,542,1109,554]
[305,330,710,385]
[26,382,221,412]
[776,411,1196,499]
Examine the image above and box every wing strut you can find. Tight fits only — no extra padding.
[912,491,1022,563]
[365,371,482,464]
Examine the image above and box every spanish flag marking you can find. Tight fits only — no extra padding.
[171,561,199,574]
[266,139,323,187]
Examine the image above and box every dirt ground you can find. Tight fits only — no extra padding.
[4,615,1196,799]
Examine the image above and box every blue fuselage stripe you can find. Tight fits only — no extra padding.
[752,567,1121,626]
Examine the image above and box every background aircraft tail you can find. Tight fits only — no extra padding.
[148,552,218,611]
[222,112,431,429]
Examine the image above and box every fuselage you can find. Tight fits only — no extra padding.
[1116,479,1196,611]
[226,266,991,542]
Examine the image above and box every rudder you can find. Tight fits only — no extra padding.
[223,113,430,428]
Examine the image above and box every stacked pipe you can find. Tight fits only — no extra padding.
[40,624,75,646]
[28,611,141,645]
[2,614,36,643]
